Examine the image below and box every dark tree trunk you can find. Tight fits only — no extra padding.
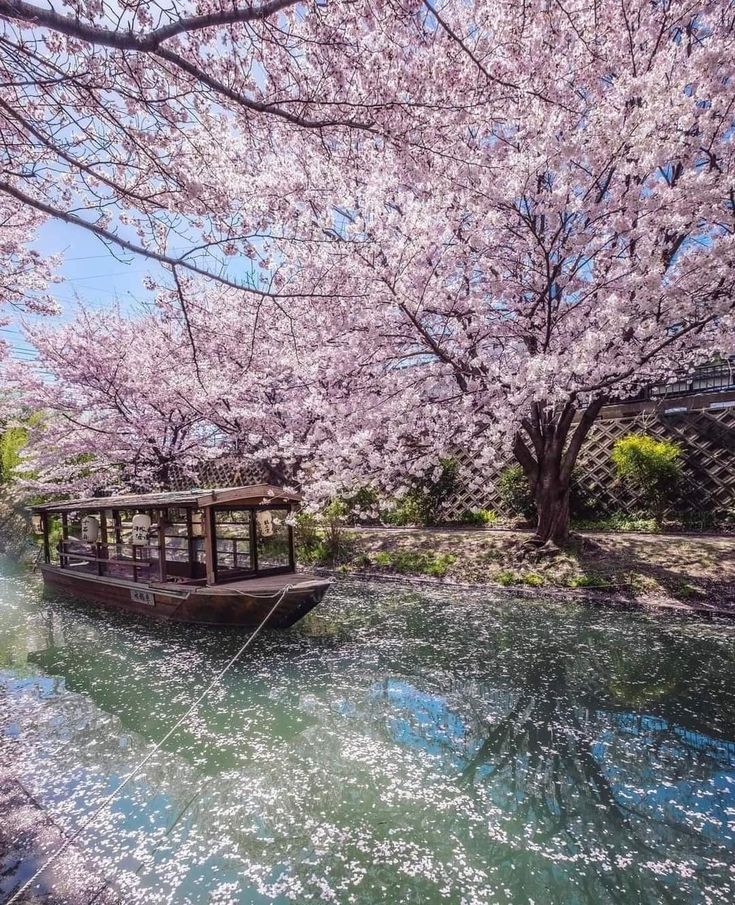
[533,457,572,546]
[513,397,604,549]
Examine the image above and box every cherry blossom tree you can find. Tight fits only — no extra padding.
[19,305,220,492]
[8,0,735,550]
[0,197,58,316]
[228,0,735,546]
[0,0,444,295]
[152,277,320,483]
[0,195,59,450]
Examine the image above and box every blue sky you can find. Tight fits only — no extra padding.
[8,217,162,364]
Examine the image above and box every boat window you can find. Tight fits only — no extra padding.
[49,515,62,565]
[214,509,253,578]
[115,510,133,545]
[190,512,206,568]
[256,509,291,570]
[162,509,189,564]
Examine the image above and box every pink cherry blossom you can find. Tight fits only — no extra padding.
[4,1,735,545]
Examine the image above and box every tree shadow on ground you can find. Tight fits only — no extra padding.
[566,533,735,610]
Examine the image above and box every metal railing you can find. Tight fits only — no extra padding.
[616,359,735,404]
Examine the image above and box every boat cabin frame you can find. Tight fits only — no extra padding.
[30,484,302,588]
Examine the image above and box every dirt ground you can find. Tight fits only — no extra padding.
[332,527,735,616]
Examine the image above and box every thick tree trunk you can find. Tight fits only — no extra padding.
[513,397,605,549]
[533,458,571,547]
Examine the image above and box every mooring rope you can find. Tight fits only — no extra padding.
[6,584,292,905]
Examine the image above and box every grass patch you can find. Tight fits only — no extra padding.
[495,570,546,587]
[351,553,372,570]
[495,570,518,586]
[566,572,614,590]
[459,508,497,527]
[372,549,457,578]
[520,572,545,587]
[572,513,660,533]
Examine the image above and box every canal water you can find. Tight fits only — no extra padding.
[1,562,734,904]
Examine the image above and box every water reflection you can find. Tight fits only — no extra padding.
[1,564,734,904]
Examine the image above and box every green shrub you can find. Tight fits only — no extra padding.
[569,471,601,520]
[295,512,326,564]
[321,499,348,561]
[383,496,423,527]
[611,434,683,524]
[384,458,459,527]
[296,537,330,566]
[460,508,497,527]
[295,502,352,565]
[497,466,535,518]
[341,486,380,523]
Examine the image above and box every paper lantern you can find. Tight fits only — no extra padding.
[81,516,99,543]
[256,510,274,537]
[131,513,152,546]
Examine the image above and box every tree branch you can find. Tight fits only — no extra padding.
[0,0,299,51]
[513,432,539,491]
[0,179,354,300]
[561,397,604,480]
[153,45,376,131]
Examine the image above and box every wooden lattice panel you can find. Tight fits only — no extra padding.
[442,407,735,519]
[577,409,735,515]
[170,457,268,491]
[442,451,507,519]
[171,407,735,520]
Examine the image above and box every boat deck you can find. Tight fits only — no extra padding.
[151,573,327,595]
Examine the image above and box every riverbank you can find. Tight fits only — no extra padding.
[309,527,735,617]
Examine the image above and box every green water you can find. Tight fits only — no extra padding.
[1,562,734,904]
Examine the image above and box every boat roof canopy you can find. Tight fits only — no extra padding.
[30,483,302,514]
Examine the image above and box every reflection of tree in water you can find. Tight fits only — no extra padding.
[375,614,735,904]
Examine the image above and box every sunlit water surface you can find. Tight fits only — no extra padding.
[1,562,734,904]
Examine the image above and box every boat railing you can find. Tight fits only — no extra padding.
[59,539,155,582]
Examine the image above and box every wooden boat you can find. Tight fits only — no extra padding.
[30,485,331,628]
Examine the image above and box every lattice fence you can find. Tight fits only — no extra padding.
[442,407,735,520]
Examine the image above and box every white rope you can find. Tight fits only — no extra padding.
[6,584,292,905]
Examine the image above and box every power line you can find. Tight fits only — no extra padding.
[51,246,196,264]
[57,271,148,282]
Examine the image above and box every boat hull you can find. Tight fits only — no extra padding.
[40,565,330,628]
